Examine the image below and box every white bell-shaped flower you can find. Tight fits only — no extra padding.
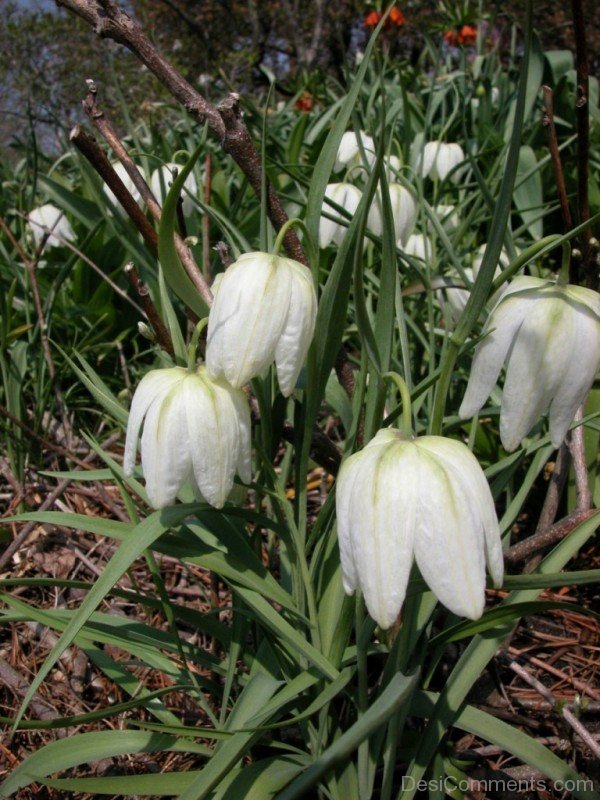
[27,204,75,248]
[334,131,376,172]
[336,429,503,628]
[439,245,509,324]
[103,162,144,214]
[367,183,416,246]
[319,183,362,248]
[419,141,465,183]
[124,366,251,509]
[403,233,431,261]
[460,276,600,451]
[206,252,317,396]
[151,162,198,214]
[384,155,402,181]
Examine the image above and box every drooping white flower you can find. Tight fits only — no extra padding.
[334,131,376,172]
[403,233,431,261]
[439,245,509,324]
[418,141,465,183]
[27,204,75,248]
[319,183,362,248]
[384,155,402,181]
[103,162,144,213]
[367,183,416,246]
[336,429,503,628]
[151,162,198,214]
[124,366,251,509]
[459,276,600,451]
[206,252,317,396]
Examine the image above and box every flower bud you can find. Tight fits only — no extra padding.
[27,204,75,248]
[367,183,416,246]
[418,141,465,183]
[334,131,376,172]
[319,183,362,248]
[206,252,317,396]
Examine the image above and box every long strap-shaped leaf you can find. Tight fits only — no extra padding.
[0,730,191,798]
[11,505,199,731]
[277,670,419,800]
[398,511,600,800]
[411,691,599,800]
[157,142,210,319]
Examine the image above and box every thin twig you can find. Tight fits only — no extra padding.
[70,123,159,255]
[570,0,596,289]
[541,86,573,235]
[504,509,598,567]
[0,215,73,449]
[567,406,592,511]
[0,432,121,572]
[20,212,145,315]
[507,645,600,702]
[123,262,174,356]
[55,0,306,264]
[202,153,213,282]
[503,655,600,759]
[81,82,213,308]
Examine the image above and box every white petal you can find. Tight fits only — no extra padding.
[124,368,185,475]
[419,437,503,588]
[140,383,191,508]
[420,141,440,179]
[103,162,143,214]
[28,204,75,248]
[335,132,360,171]
[320,183,361,248]
[275,261,317,396]
[184,372,238,508]
[403,234,430,260]
[444,143,465,183]
[391,186,416,245]
[335,455,365,594]
[459,294,527,420]
[413,445,486,619]
[500,295,569,450]
[345,438,416,630]
[206,253,291,387]
[227,384,253,483]
[547,302,600,447]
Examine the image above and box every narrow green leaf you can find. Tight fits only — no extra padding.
[12,506,197,731]
[278,671,418,800]
[157,142,209,319]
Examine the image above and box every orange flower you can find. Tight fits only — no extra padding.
[388,6,405,26]
[364,10,382,27]
[294,91,313,112]
[443,29,458,45]
[457,24,477,45]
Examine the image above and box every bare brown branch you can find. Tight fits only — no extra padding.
[81,82,213,308]
[70,123,159,255]
[504,509,597,567]
[55,0,307,265]
[123,262,175,357]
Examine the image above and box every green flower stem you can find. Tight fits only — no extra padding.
[273,217,310,257]
[356,593,369,798]
[383,372,413,437]
[186,317,209,371]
